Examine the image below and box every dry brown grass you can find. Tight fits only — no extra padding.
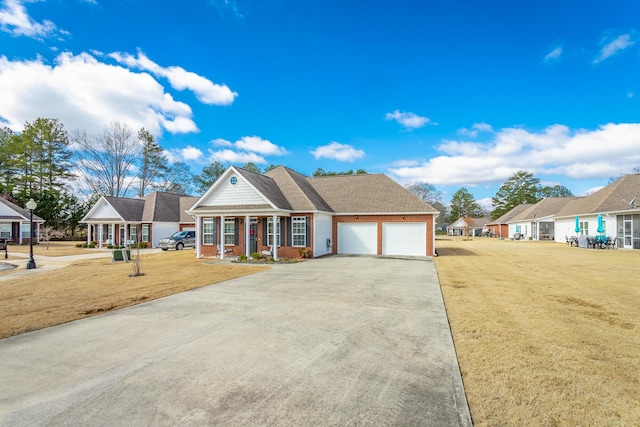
[435,237,640,426]
[0,250,268,339]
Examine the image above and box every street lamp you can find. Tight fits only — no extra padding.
[26,198,37,270]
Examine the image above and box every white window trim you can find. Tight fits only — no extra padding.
[267,218,282,247]
[203,218,214,245]
[292,217,306,247]
[224,218,235,246]
[141,224,150,243]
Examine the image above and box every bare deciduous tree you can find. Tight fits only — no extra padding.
[72,122,141,197]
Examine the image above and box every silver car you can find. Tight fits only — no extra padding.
[159,230,196,251]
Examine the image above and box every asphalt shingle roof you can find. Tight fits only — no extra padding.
[0,197,45,222]
[235,167,293,210]
[308,173,439,214]
[555,173,640,217]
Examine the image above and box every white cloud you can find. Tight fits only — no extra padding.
[235,136,288,155]
[594,33,635,64]
[385,110,433,129]
[0,0,57,38]
[206,135,288,165]
[211,138,232,147]
[457,122,494,138]
[544,47,563,62]
[181,146,204,161]
[0,51,200,135]
[388,123,640,186]
[208,149,266,164]
[109,51,237,105]
[310,141,365,162]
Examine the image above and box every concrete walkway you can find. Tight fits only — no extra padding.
[0,256,471,426]
[0,249,162,282]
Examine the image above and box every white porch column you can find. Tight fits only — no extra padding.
[110,224,115,246]
[220,215,225,259]
[19,223,23,245]
[87,225,91,245]
[124,224,129,248]
[272,214,278,260]
[98,224,103,248]
[195,216,202,258]
[245,215,250,258]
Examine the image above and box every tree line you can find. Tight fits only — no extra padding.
[405,171,574,223]
[2,116,581,236]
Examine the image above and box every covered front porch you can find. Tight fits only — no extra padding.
[85,222,148,248]
[194,212,312,261]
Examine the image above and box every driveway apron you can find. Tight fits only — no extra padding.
[0,256,471,426]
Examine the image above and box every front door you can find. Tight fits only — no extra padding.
[250,219,258,253]
[623,217,633,249]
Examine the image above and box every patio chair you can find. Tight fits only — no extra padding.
[607,237,617,250]
[217,244,233,256]
[587,236,595,249]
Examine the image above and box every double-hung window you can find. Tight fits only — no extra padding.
[0,223,11,239]
[292,217,306,247]
[203,218,214,245]
[129,226,137,243]
[21,223,30,239]
[267,218,281,246]
[224,218,235,245]
[141,225,150,243]
[579,221,589,236]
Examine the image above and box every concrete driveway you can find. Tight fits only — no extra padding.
[0,256,471,426]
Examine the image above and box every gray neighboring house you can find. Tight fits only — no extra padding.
[81,192,198,248]
[0,197,45,244]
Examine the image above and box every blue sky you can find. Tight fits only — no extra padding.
[1,0,639,208]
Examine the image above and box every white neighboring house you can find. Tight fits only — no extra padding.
[0,197,45,244]
[491,173,640,249]
[506,197,581,241]
[81,192,197,248]
[553,174,640,249]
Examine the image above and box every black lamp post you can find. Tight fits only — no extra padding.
[26,198,37,270]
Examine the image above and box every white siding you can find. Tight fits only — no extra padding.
[337,223,377,255]
[0,203,20,217]
[91,201,121,220]
[313,213,333,257]
[153,222,180,248]
[200,175,267,206]
[382,223,426,256]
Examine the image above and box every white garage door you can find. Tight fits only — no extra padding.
[382,223,426,256]
[338,223,378,255]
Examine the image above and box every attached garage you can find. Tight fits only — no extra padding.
[337,222,377,255]
[382,222,426,256]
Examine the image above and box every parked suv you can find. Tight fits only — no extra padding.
[159,230,196,251]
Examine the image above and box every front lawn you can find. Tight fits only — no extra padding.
[435,237,639,426]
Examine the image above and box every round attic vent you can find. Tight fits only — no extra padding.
[230,176,238,185]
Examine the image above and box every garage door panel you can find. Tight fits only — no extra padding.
[382,223,426,256]
[338,223,377,254]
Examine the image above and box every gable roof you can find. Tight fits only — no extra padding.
[308,173,439,214]
[234,167,293,210]
[263,166,333,212]
[104,196,145,222]
[0,197,45,222]
[555,173,640,217]
[83,192,196,223]
[487,203,534,225]
[509,197,581,222]
[448,216,491,229]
